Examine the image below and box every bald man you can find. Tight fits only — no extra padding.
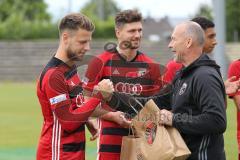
[164,17,240,95]
[159,22,226,160]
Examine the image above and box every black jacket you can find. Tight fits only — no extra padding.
[108,54,227,160]
[168,54,226,160]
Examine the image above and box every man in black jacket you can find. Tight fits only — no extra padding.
[159,21,226,160]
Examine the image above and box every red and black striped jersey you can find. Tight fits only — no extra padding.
[84,50,163,156]
[36,57,101,160]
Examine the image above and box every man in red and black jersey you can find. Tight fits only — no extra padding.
[36,13,115,160]
[84,10,165,160]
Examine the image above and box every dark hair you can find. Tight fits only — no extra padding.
[115,9,142,28]
[191,17,215,30]
[59,13,95,34]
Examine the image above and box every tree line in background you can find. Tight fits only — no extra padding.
[0,0,57,39]
[0,0,118,39]
[226,0,240,42]
[0,0,239,41]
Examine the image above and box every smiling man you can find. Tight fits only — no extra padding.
[164,17,240,95]
[159,21,226,160]
[84,9,162,160]
[164,17,217,82]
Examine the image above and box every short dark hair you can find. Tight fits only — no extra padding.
[191,17,215,31]
[59,13,95,34]
[115,9,142,28]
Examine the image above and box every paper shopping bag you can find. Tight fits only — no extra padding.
[166,127,191,160]
[121,99,175,160]
[130,99,191,160]
[120,125,175,160]
[120,135,147,160]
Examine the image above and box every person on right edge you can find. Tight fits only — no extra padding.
[228,59,240,160]
[158,21,226,160]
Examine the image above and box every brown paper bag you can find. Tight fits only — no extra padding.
[120,125,175,160]
[166,127,191,160]
[120,135,147,160]
[121,99,191,160]
[142,99,191,160]
[121,99,175,160]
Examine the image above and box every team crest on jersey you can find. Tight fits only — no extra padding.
[179,83,187,95]
[138,68,147,77]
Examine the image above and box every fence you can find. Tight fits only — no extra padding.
[0,40,238,81]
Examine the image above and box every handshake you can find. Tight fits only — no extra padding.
[93,79,115,101]
[91,79,142,113]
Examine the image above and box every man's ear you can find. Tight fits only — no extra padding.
[62,32,69,45]
[115,27,121,39]
[186,38,193,48]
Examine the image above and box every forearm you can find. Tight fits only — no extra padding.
[153,93,172,110]
[100,112,118,122]
[54,98,100,131]
[173,113,226,135]
[107,92,144,113]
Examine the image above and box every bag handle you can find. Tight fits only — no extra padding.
[128,122,136,137]
[128,98,144,115]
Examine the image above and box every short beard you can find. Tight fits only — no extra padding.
[66,47,81,61]
[130,42,140,49]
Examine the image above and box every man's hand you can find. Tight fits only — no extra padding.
[159,109,173,126]
[86,119,99,141]
[112,111,132,128]
[95,79,114,101]
[225,76,240,95]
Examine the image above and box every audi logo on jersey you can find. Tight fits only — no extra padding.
[115,82,143,95]
[76,93,85,107]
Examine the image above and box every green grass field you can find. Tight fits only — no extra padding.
[0,82,238,160]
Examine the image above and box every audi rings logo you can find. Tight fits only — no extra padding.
[115,82,143,95]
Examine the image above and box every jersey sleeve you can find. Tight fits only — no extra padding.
[83,55,105,92]
[228,60,240,98]
[43,69,101,132]
[82,55,115,111]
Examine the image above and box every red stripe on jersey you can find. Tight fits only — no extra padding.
[100,135,123,145]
